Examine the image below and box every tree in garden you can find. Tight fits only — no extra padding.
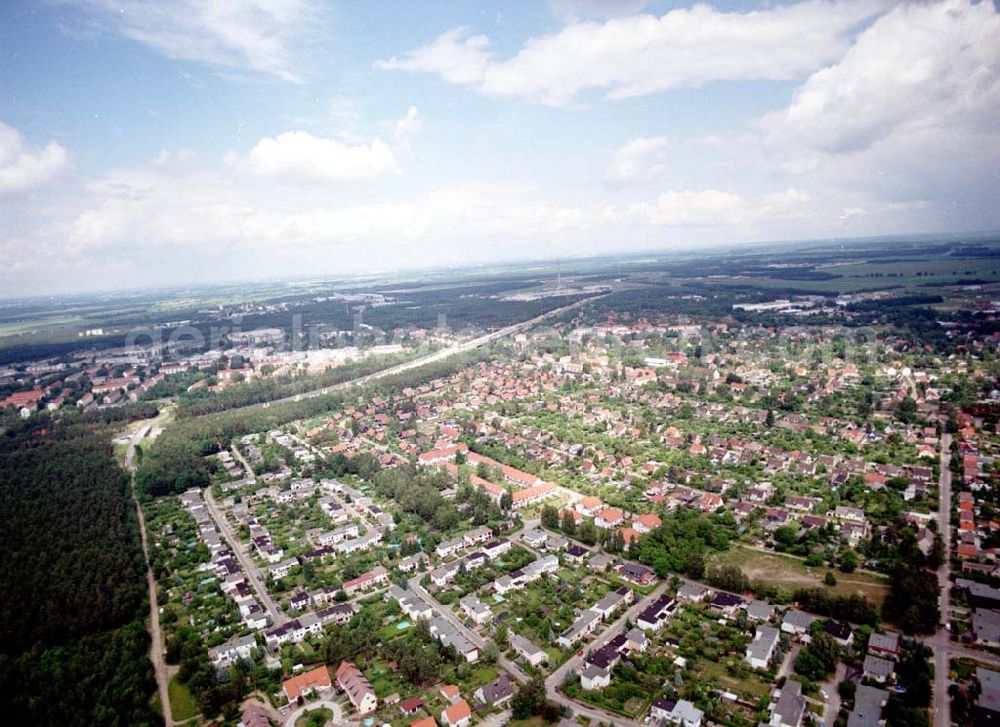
[511,676,547,720]
[541,504,560,529]
[838,551,859,573]
[560,509,577,536]
[882,565,940,634]
[684,552,706,580]
[578,519,598,545]
[794,631,840,680]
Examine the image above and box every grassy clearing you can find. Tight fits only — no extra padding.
[295,707,333,727]
[710,545,890,606]
[169,674,200,722]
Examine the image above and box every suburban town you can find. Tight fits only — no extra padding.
[3,1,1000,726]
[9,257,1000,727]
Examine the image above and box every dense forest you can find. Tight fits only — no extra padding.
[0,417,158,725]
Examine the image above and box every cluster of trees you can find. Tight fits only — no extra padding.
[512,676,564,722]
[794,631,841,680]
[882,565,941,634]
[173,352,416,417]
[633,508,739,578]
[0,420,156,725]
[541,504,627,551]
[373,466,464,533]
[863,518,944,570]
[880,641,933,727]
[792,588,879,625]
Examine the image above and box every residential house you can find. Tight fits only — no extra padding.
[283,665,331,702]
[746,625,780,670]
[580,664,611,690]
[335,661,378,714]
[441,698,472,727]
[769,680,805,727]
[475,675,514,709]
[868,632,901,660]
[847,685,888,727]
[863,655,895,683]
[781,609,816,636]
[509,632,548,667]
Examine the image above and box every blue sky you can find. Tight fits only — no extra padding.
[1,0,999,296]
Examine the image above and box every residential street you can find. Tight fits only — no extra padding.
[544,582,669,727]
[931,433,953,727]
[204,488,286,625]
[407,574,532,684]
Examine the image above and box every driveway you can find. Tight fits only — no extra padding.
[284,699,345,727]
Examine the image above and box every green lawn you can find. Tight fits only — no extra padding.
[296,707,333,727]
[710,545,890,606]
[169,675,199,722]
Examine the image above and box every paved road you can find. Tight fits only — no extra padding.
[545,582,669,727]
[407,575,532,684]
[477,708,512,727]
[230,444,258,482]
[931,433,953,727]
[204,488,286,625]
[823,661,847,726]
[778,645,800,679]
[126,428,174,727]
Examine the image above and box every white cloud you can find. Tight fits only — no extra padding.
[245,131,397,184]
[629,189,747,226]
[63,0,321,82]
[755,0,1000,229]
[375,1,886,105]
[763,0,1000,154]
[629,187,811,227]
[57,159,613,267]
[607,136,670,185]
[0,122,68,195]
[393,106,421,141]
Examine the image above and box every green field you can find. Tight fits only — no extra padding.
[710,545,890,606]
[169,674,200,722]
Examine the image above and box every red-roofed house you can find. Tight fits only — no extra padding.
[283,665,331,702]
[633,513,661,533]
[441,698,472,727]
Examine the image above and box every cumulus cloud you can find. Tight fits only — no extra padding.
[63,0,322,82]
[629,189,747,226]
[629,187,811,227]
[757,0,1000,228]
[375,0,886,105]
[607,136,671,185]
[763,0,1000,154]
[0,122,68,195]
[245,132,397,184]
[57,159,614,268]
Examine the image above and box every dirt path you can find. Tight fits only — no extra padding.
[126,426,174,726]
